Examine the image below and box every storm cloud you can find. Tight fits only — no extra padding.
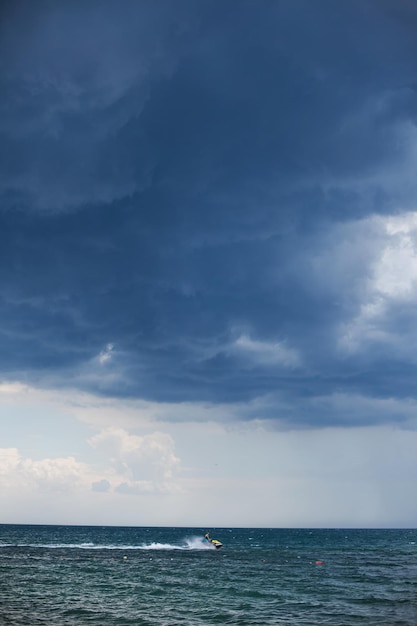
[1,0,417,429]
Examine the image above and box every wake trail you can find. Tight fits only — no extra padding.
[0,536,216,551]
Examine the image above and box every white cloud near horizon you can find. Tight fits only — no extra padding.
[0,447,87,493]
[0,426,181,499]
[89,427,181,494]
[1,422,416,527]
[1,379,417,527]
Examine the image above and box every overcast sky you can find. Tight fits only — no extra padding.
[1,0,417,528]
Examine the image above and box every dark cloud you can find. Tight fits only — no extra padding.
[1,1,417,426]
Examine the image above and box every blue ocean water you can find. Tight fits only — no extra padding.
[0,526,416,625]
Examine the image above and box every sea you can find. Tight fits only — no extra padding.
[0,526,416,625]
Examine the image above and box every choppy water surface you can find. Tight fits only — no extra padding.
[0,526,416,625]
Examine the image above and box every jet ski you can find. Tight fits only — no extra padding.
[204,533,223,549]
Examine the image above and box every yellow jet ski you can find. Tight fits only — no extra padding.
[204,533,223,549]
